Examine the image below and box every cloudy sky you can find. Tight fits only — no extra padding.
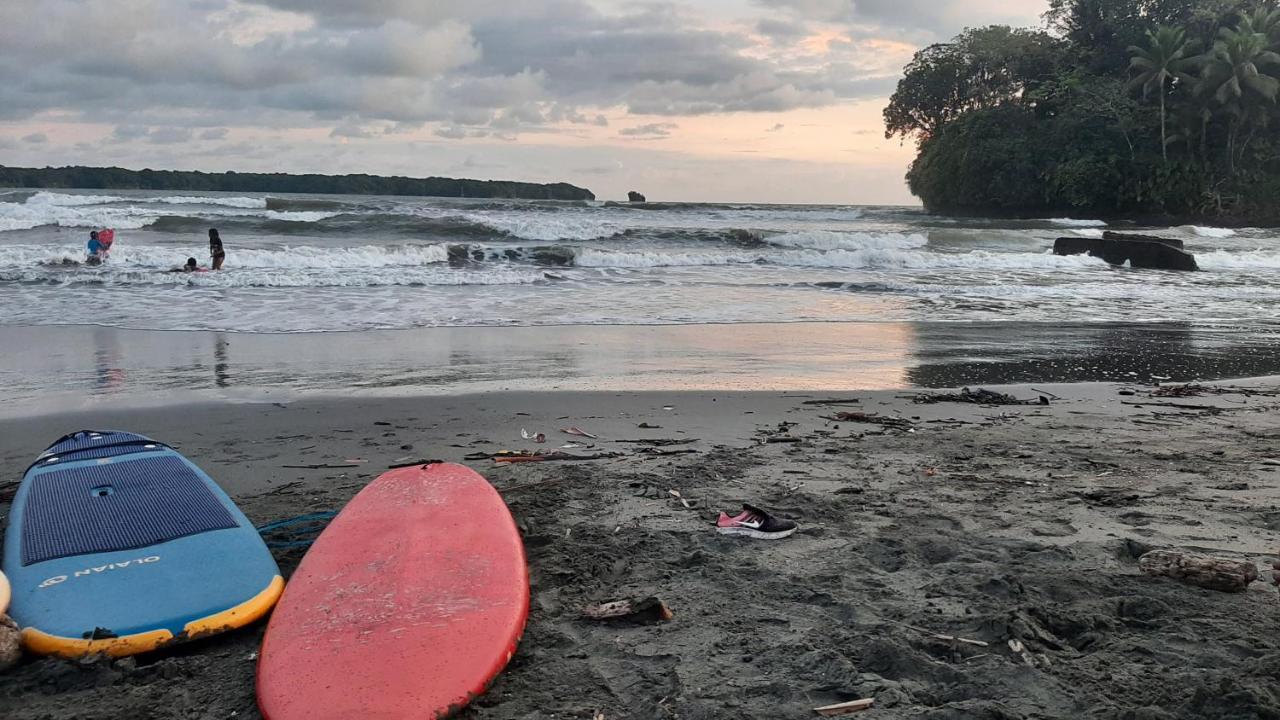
[0,0,1047,203]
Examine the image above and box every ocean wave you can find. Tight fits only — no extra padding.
[458,211,624,241]
[574,247,1109,270]
[3,242,451,270]
[0,265,547,289]
[1048,218,1107,227]
[1185,225,1236,238]
[1068,228,1105,238]
[1196,249,1280,270]
[0,202,160,232]
[154,195,267,209]
[26,191,129,207]
[764,231,928,251]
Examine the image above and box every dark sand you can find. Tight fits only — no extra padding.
[2,382,1280,719]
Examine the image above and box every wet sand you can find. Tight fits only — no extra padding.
[2,381,1280,719]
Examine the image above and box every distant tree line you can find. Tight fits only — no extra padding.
[885,0,1280,221]
[0,164,596,201]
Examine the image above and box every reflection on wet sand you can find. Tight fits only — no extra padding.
[2,321,1278,417]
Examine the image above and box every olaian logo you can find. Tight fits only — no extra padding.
[38,556,161,588]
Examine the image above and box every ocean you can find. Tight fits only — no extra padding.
[2,189,1279,414]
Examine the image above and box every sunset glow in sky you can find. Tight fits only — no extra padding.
[0,0,1049,203]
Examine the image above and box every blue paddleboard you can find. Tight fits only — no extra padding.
[2,431,283,657]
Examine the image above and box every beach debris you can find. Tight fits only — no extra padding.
[914,387,1047,406]
[1120,400,1235,413]
[282,462,363,470]
[520,428,547,444]
[637,422,663,429]
[490,450,622,464]
[668,489,698,509]
[801,397,863,406]
[813,698,874,716]
[0,615,19,672]
[637,447,699,456]
[561,426,599,439]
[388,458,444,469]
[1138,549,1258,593]
[618,438,698,447]
[826,411,914,430]
[582,597,673,623]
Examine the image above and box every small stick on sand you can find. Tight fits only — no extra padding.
[282,463,362,469]
[814,698,874,716]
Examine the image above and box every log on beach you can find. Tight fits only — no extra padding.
[1138,549,1258,592]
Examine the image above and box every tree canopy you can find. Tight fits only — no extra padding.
[886,0,1280,221]
[0,165,596,201]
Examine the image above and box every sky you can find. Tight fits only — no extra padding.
[0,0,1049,204]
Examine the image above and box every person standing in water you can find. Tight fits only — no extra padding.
[86,230,105,265]
[209,228,226,270]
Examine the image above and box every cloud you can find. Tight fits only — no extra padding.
[330,122,378,139]
[200,127,230,141]
[0,0,910,137]
[767,123,785,132]
[148,127,193,144]
[755,0,1047,36]
[434,125,469,140]
[21,132,48,144]
[620,122,678,138]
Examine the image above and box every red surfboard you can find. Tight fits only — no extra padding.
[256,463,528,719]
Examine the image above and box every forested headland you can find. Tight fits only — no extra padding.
[886,0,1280,222]
[0,165,595,201]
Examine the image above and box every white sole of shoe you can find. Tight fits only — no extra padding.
[716,526,797,540]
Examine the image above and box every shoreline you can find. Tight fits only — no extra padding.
[3,381,1280,718]
[5,321,1280,420]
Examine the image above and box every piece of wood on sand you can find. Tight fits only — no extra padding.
[814,698,874,716]
[581,597,673,623]
[1138,549,1258,593]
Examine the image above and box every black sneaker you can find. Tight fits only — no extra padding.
[716,503,798,539]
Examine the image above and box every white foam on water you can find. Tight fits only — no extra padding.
[25,191,129,207]
[462,211,623,241]
[1068,228,1105,238]
[1196,249,1280,270]
[263,210,341,222]
[1048,218,1107,227]
[764,231,928,251]
[576,246,1108,270]
[1186,225,1236,238]
[155,195,267,209]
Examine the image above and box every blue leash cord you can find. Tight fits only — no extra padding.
[256,511,337,549]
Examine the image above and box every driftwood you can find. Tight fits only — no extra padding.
[1139,549,1258,592]
[826,412,914,430]
[914,387,1046,406]
[814,699,874,716]
[582,597,673,623]
[801,398,863,406]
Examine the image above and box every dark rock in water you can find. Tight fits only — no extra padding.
[1102,231,1185,249]
[628,191,646,203]
[1054,234,1198,271]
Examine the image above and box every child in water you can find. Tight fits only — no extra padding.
[169,257,203,273]
[86,231,105,265]
[209,228,225,270]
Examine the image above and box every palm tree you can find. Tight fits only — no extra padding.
[1238,7,1280,45]
[1198,23,1280,172]
[1128,26,1198,161]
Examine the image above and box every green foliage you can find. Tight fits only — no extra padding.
[0,165,596,201]
[884,27,1064,142]
[890,0,1280,220]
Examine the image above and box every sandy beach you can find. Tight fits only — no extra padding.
[2,380,1279,719]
